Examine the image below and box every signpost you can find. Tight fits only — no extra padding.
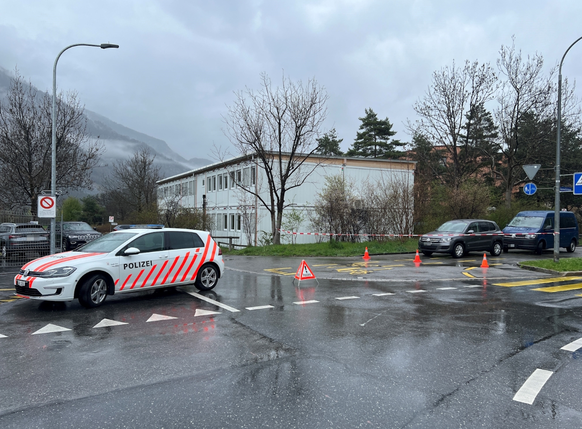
[37,196,56,218]
[574,172,582,195]
[523,182,537,196]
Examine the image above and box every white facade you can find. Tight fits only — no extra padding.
[157,154,416,247]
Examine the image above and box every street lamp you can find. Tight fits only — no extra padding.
[554,36,582,262]
[51,43,119,254]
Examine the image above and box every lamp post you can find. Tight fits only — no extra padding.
[554,36,582,263]
[51,43,119,254]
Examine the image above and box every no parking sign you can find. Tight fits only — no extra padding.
[38,196,56,218]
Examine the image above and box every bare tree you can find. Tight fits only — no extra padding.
[224,73,328,244]
[493,41,556,207]
[101,148,161,219]
[360,172,415,238]
[410,60,497,189]
[0,70,101,214]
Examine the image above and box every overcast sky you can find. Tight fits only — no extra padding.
[1,0,582,161]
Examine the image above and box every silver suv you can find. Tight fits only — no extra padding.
[418,219,504,258]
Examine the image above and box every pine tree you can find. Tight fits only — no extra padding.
[315,128,343,156]
[346,108,402,158]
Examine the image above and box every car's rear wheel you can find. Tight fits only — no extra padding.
[490,241,502,257]
[421,251,433,256]
[567,239,577,253]
[78,274,108,308]
[452,242,465,258]
[195,264,218,291]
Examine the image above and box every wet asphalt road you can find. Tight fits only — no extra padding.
[1,251,582,428]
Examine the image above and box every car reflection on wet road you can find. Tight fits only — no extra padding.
[1,253,581,428]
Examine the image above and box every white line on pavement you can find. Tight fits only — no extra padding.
[186,291,241,313]
[246,305,275,311]
[561,338,582,352]
[336,296,360,300]
[513,369,553,405]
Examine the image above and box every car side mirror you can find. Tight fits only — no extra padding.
[467,230,474,234]
[124,247,141,255]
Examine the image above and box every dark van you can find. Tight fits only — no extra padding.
[503,210,579,254]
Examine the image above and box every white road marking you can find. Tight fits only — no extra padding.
[0,334,7,338]
[406,290,427,293]
[147,314,178,322]
[93,318,128,328]
[336,296,360,300]
[437,287,457,290]
[373,292,395,296]
[293,300,319,305]
[246,305,274,310]
[186,291,240,313]
[195,309,221,316]
[513,369,553,404]
[463,285,482,288]
[32,323,71,335]
[561,338,582,352]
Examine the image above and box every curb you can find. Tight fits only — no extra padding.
[517,263,582,276]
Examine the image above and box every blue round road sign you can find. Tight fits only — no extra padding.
[523,182,537,195]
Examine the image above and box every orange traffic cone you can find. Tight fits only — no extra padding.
[414,249,422,263]
[481,253,489,268]
[363,247,370,260]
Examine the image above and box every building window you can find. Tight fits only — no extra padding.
[229,171,235,188]
[212,176,216,192]
[251,166,256,185]
[236,170,242,186]
[237,215,242,231]
[243,168,250,186]
[223,214,228,230]
[218,175,223,190]
[223,173,228,189]
[230,214,235,231]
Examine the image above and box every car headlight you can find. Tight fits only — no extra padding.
[526,234,537,239]
[441,237,452,243]
[34,267,77,278]
[68,235,79,240]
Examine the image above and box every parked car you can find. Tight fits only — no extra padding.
[503,210,578,254]
[418,219,504,258]
[14,228,224,308]
[48,221,102,251]
[0,222,50,259]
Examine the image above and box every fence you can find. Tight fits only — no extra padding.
[0,210,52,269]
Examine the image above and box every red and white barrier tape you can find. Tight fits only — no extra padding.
[279,229,555,237]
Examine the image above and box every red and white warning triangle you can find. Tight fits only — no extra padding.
[295,260,316,281]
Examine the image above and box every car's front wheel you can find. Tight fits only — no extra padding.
[535,241,545,255]
[78,274,108,308]
[195,264,219,291]
[452,242,465,258]
[490,241,502,257]
[567,239,577,253]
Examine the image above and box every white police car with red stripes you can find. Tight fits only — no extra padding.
[14,228,224,308]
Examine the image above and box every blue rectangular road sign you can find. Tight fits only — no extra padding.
[574,173,582,195]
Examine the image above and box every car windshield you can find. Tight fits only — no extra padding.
[507,216,544,229]
[435,221,469,233]
[77,232,138,253]
[63,222,93,232]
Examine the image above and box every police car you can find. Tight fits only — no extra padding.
[14,228,224,308]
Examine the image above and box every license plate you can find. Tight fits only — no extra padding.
[509,244,515,248]
[17,279,28,287]
[27,235,34,241]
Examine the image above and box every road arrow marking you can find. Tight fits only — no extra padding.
[93,319,128,328]
[32,324,71,335]
[195,309,221,317]
[147,314,178,322]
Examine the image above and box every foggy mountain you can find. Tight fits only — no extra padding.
[0,67,212,194]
